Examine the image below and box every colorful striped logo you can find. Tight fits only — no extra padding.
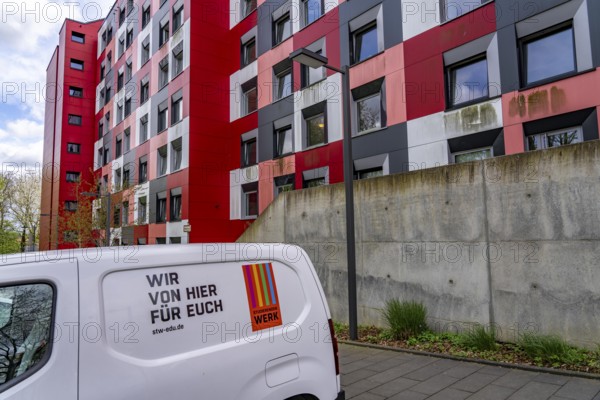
[242,263,282,331]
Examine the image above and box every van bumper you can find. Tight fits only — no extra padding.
[335,390,345,400]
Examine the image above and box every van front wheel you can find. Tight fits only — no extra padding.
[286,395,318,400]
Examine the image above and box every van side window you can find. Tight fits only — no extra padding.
[0,284,54,389]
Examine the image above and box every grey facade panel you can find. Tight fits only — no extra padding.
[256,0,289,57]
[339,0,402,67]
[352,123,408,168]
[496,26,520,93]
[588,0,600,68]
[148,176,167,224]
[257,97,295,162]
[495,0,570,29]
[151,2,171,53]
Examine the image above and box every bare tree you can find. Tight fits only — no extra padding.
[0,173,14,232]
[9,173,41,252]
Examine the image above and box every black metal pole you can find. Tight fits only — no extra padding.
[341,65,358,340]
[106,194,111,247]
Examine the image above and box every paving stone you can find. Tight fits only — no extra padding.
[403,363,454,381]
[467,384,517,400]
[443,363,483,379]
[553,378,600,400]
[532,374,570,386]
[450,372,500,392]
[479,365,512,376]
[342,368,381,386]
[387,390,428,400]
[426,388,471,400]
[493,370,539,389]
[368,377,420,397]
[344,379,383,399]
[351,392,386,400]
[367,357,438,384]
[506,381,561,400]
[410,374,459,395]
[344,359,381,374]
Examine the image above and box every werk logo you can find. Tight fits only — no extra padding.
[242,263,282,332]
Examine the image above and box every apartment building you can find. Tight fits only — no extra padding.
[42,0,600,248]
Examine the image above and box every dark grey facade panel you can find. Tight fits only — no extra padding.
[388,148,410,174]
[256,0,289,57]
[339,0,402,68]
[352,122,408,162]
[148,176,167,224]
[582,108,599,142]
[588,0,600,68]
[496,26,520,93]
[495,0,570,29]
[257,97,295,162]
[151,3,170,53]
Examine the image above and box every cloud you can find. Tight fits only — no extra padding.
[0,119,44,167]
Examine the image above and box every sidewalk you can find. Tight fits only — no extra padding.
[340,343,600,400]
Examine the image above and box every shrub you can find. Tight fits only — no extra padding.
[460,325,497,351]
[519,333,575,364]
[382,300,427,340]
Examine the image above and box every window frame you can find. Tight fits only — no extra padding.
[242,0,257,19]
[351,21,379,65]
[69,86,83,98]
[274,125,293,158]
[242,85,258,116]
[158,102,168,133]
[445,53,489,109]
[241,37,257,68]
[171,95,183,125]
[171,138,183,171]
[156,194,167,223]
[159,56,169,88]
[274,66,293,101]
[139,158,148,183]
[525,126,583,152]
[301,0,324,28]
[273,12,292,46]
[157,145,168,177]
[242,186,258,219]
[66,171,80,183]
[519,21,577,88]
[355,90,383,135]
[173,5,184,33]
[305,112,327,148]
[170,191,182,222]
[67,142,81,154]
[241,137,257,168]
[159,20,170,48]
[70,59,84,71]
[142,5,151,28]
[71,31,85,44]
[68,114,82,126]
[452,146,494,164]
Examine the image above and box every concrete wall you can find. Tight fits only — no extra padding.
[238,141,600,348]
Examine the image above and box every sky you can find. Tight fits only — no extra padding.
[0,0,116,171]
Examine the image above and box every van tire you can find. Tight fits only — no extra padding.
[286,395,318,400]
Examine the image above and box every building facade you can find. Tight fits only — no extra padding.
[42,0,600,248]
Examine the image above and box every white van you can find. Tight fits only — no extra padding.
[0,244,344,400]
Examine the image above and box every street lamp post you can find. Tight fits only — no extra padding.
[290,48,358,340]
[82,191,111,247]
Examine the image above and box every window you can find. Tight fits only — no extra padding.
[242,186,258,218]
[242,0,256,18]
[173,5,184,32]
[159,56,169,88]
[100,64,106,80]
[156,237,166,244]
[64,230,78,242]
[302,0,323,27]
[71,31,85,43]
[98,148,104,166]
[141,78,150,103]
[126,28,133,49]
[170,237,182,244]
[274,174,294,197]
[103,145,110,165]
[138,238,147,245]
[106,27,113,43]
[356,167,383,180]
[98,121,104,139]
[118,36,125,57]
[352,22,378,64]
[117,102,124,123]
[274,126,293,157]
[70,59,84,70]
[139,157,148,183]
[114,205,121,227]
[105,86,112,104]
[65,200,78,211]
[442,0,492,22]
[171,91,183,125]
[242,38,256,67]
[0,283,53,388]
[304,177,325,188]
[526,126,582,151]
[115,135,123,158]
[158,101,168,132]
[124,128,131,152]
[122,201,129,226]
[521,23,576,87]
[124,97,132,117]
[306,113,325,147]
[447,55,488,107]
[66,171,80,183]
[242,79,257,116]
[114,168,122,191]
[142,38,150,64]
[119,7,126,26]
[301,49,325,87]
[274,60,292,101]
[126,60,133,82]
[67,143,80,154]
[123,164,131,187]
[156,193,167,223]
[170,189,182,221]
[273,13,291,45]
[172,42,184,77]
[157,145,167,176]
[159,20,170,47]
[171,138,182,171]
[68,114,82,126]
[142,5,151,28]
[140,114,149,142]
[117,71,124,91]
[356,92,382,134]
[138,196,147,224]
[453,147,493,163]
[69,86,83,98]
[241,138,257,167]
